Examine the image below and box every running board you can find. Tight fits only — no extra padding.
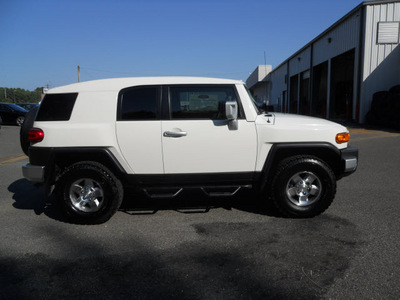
[201,185,252,197]
[143,185,252,199]
[143,188,183,199]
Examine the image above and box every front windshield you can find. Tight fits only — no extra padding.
[9,103,28,112]
[244,85,261,115]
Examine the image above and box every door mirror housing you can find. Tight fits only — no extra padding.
[225,101,238,120]
[225,101,238,130]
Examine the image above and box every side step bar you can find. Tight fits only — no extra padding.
[201,185,251,197]
[143,188,183,199]
[143,185,252,199]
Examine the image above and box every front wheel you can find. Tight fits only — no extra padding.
[55,161,123,224]
[270,156,336,218]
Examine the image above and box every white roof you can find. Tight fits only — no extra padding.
[49,77,244,93]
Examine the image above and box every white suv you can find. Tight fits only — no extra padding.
[21,77,358,223]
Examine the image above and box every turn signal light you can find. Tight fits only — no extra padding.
[336,132,350,144]
[28,128,44,143]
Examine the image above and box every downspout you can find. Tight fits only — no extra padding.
[309,43,314,115]
[356,5,366,123]
[287,61,290,113]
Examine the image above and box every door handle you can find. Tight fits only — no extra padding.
[163,131,187,137]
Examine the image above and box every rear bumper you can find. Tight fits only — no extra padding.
[340,148,358,176]
[22,163,45,182]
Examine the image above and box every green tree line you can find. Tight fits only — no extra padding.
[0,87,43,103]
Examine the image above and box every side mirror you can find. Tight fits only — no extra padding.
[225,101,238,120]
[225,101,238,130]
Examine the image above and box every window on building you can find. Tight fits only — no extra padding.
[377,22,400,44]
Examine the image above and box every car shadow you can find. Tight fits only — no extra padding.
[8,179,67,222]
[120,189,281,218]
[8,179,281,223]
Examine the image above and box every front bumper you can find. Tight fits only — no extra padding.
[22,163,45,182]
[340,148,358,176]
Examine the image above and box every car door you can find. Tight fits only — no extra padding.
[115,86,164,174]
[161,85,257,175]
[0,104,13,123]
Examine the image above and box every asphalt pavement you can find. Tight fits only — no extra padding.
[0,125,399,299]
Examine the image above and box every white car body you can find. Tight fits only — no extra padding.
[21,77,358,223]
[33,77,348,175]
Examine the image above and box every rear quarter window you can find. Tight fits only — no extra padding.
[36,93,78,121]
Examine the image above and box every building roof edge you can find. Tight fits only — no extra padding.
[269,0,399,74]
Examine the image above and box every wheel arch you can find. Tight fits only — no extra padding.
[259,143,342,192]
[29,147,133,187]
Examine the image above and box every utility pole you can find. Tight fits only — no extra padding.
[78,65,81,82]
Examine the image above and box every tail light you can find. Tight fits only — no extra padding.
[28,128,44,143]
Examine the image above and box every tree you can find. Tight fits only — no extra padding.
[0,87,44,103]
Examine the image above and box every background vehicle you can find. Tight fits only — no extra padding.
[16,103,39,111]
[21,77,358,224]
[0,102,27,126]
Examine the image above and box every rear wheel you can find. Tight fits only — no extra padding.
[270,156,336,218]
[56,161,123,224]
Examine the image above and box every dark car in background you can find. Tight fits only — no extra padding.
[16,103,39,111]
[0,103,28,126]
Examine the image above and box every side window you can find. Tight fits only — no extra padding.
[169,86,237,120]
[36,93,78,121]
[0,105,10,112]
[118,87,159,121]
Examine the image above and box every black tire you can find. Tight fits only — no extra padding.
[55,161,123,224]
[20,106,39,155]
[270,156,336,218]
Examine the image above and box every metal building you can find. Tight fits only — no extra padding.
[246,0,400,123]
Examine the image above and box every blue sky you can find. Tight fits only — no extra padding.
[1,0,362,90]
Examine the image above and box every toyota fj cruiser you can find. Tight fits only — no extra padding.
[21,77,358,224]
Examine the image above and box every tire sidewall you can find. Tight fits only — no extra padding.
[272,158,336,217]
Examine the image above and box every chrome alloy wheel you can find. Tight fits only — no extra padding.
[69,178,104,212]
[16,116,25,126]
[286,171,322,207]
